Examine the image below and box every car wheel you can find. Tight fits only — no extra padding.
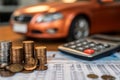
[67,16,89,41]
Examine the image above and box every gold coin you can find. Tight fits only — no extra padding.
[101,75,116,80]
[24,64,37,71]
[87,74,99,79]
[35,46,47,57]
[0,70,15,77]
[38,57,47,65]
[8,64,23,73]
[21,70,33,73]
[24,58,38,71]
[36,65,48,71]
[23,41,34,58]
[26,57,36,65]
[11,46,23,64]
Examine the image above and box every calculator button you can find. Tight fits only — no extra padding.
[84,49,95,54]
[69,45,76,49]
[75,39,84,43]
[69,42,75,45]
[82,41,88,45]
[89,42,96,47]
[76,43,82,47]
[92,47,100,51]
[76,47,84,51]
[63,44,69,47]
[84,45,90,49]
[75,40,81,43]
[103,44,110,48]
[97,45,105,49]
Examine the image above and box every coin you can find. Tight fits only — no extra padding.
[101,75,116,80]
[8,64,23,73]
[24,64,37,71]
[0,63,8,68]
[52,54,56,58]
[0,68,5,71]
[11,46,23,64]
[35,46,47,58]
[0,41,12,66]
[38,57,47,65]
[0,70,14,77]
[23,41,34,59]
[37,57,47,65]
[0,41,12,52]
[21,70,33,73]
[87,74,99,79]
[25,57,37,64]
[24,58,38,71]
[36,65,48,71]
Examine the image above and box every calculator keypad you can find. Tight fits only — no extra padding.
[64,39,111,55]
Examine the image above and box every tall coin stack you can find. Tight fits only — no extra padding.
[0,41,12,68]
[35,46,48,70]
[23,41,34,63]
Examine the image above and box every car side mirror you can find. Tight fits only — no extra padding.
[99,0,113,4]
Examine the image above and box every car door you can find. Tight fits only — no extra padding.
[91,0,117,33]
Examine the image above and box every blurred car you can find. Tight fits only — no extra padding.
[10,0,120,41]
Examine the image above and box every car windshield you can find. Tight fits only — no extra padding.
[47,0,90,3]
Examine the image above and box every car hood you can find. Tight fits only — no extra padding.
[15,2,90,14]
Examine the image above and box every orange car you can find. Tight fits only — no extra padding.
[10,0,120,41]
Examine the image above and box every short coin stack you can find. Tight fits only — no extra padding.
[0,40,48,77]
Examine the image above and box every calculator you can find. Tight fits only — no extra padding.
[58,38,120,60]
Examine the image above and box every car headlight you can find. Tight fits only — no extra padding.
[36,13,63,23]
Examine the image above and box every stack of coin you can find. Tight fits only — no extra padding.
[0,40,48,76]
[35,46,47,70]
[0,41,12,68]
[23,41,34,63]
[10,46,23,64]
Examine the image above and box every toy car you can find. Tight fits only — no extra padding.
[10,0,120,41]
